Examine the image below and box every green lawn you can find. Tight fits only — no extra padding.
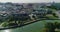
[18,20,60,32]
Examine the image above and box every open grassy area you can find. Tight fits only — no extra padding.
[18,20,60,32]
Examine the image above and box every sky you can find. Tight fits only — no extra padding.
[0,0,60,3]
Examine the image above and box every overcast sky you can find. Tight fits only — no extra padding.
[0,0,60,3]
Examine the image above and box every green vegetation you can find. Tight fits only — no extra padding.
[46,5,58,10]
[53,13,59,18]
[1,12,59,28]
[44,22,60,32]
[45,22,55,32]
[0,3,59,28]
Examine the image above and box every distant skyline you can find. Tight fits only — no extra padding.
[0,0,60,3]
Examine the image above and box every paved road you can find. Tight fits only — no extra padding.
[0,20,60,32]
[0,20,45,32]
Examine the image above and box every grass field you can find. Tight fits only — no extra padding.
[19,20,60,32]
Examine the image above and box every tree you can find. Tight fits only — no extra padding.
[45,22,55,32]
[53,13,58,18]
[46,5,57,10]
